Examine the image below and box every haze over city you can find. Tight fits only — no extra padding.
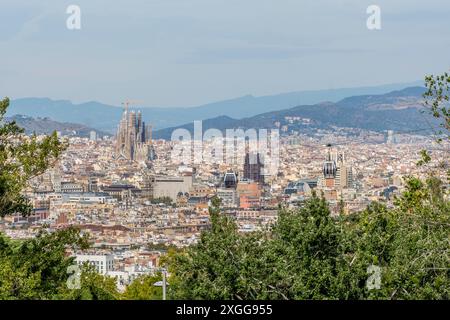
[1,0,450,106]
[0,0,448,307]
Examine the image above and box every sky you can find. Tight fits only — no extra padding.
[0,0,449,107]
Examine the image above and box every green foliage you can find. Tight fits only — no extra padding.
[122,274,163,300]
[0,97,87,300]
[417,149,432,167]
[353,177,449,299]
[0,97,118,300]
[167,180,449,300]
[167,196,244,299]
[0,258,41,299]
[56,264,119,300]
[266,195,346,299]
[424,73,450,138]
[0,227,89,299]
[420,72,450,181]
[0,97,66,217]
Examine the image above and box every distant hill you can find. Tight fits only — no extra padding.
[7,81,422,132]
[153,87,439,140]
[6,114,109,138]
[6,99,122,133]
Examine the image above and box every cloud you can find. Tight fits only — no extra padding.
[0,0,450,106]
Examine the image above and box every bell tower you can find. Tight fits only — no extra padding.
[322,144,337,188]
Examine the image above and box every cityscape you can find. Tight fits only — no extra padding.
[1,101,447,292]
[0,0,448,310]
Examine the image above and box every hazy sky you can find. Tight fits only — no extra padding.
[0,0,449,106]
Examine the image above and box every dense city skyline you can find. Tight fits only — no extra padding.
[0,1,448,305]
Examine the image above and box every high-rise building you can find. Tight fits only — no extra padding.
[320,147,353,190]
[115,106,153,161]
[322,145,337,188]
[243,152,264,184]
[335,152,353,189]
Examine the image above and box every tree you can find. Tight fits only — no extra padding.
[0,256,41,299]
[0,97,66,217]
[166,196,265,299]
[0,227,89,299]
[122,274,163,300]
[56,264,120,300]
[421,73,450,178]
[167,196,239,299]
[0,97,87,300]
[168,194,346,300]
[167,186,449,300]
[264,193,347,299]
[424,72,450,138]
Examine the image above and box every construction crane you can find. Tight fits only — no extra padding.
[121,100,143,113]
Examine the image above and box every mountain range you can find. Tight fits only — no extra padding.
[152,87,438,140]
[6,115,109,138]
[6,81,422,133]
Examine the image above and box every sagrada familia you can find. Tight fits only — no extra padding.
[115,106,155,162]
